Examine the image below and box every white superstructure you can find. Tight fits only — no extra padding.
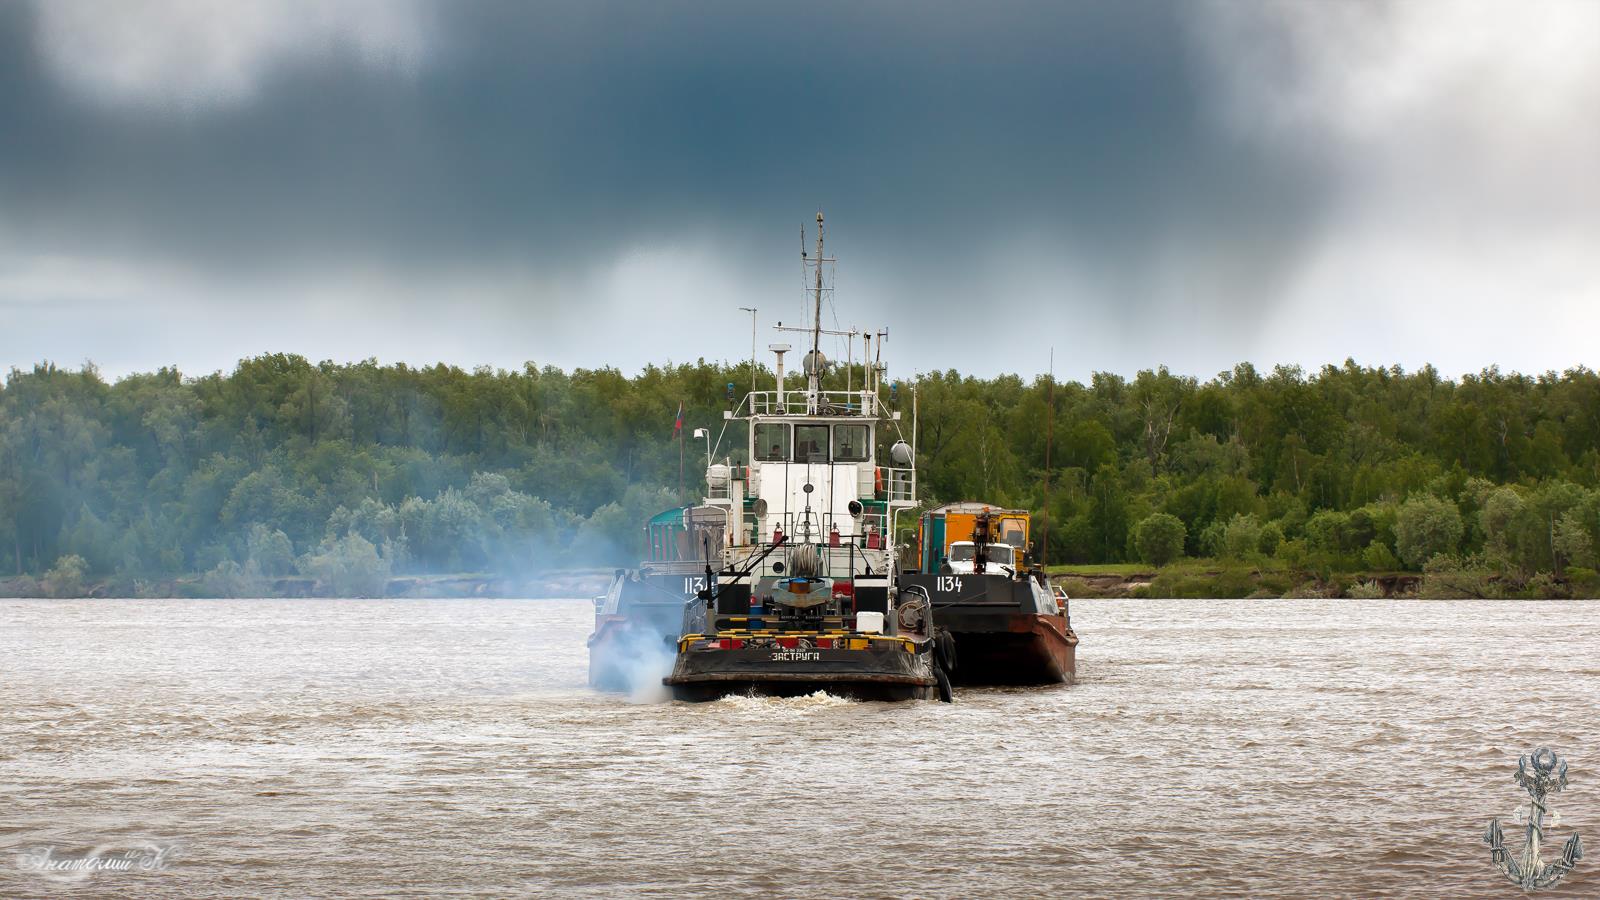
[701,212,917,581]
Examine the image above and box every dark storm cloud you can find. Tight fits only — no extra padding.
[1,2,1321,280]
[2,1,1595,379]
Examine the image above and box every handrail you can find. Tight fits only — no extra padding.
[725,541,894,580]
[759,512,891,551]
[745,390,881,418]
[883,466,916,503]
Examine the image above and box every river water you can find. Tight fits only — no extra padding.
[2,598,1596,898]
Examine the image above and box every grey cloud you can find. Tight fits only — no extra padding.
[1,1,1595,381]
[32,0,430,109]
[11,2,1284,267]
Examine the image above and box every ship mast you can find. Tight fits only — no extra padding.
[811,211,824,400]
[784,211,842,412]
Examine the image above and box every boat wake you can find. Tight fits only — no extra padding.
[710,690,856,712]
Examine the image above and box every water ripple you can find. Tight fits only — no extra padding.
[1,597,1596,897]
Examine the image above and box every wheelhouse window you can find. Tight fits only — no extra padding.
[754,423,790,461]
[833,424,870,462]
[793,425,830,462]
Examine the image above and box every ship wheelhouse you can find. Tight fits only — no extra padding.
[741,415,888,550]
[702,380,916,572]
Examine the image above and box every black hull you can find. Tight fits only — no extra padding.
[667,677,935,703]
[898,573,1076,686]
[665,647,937,702]
[946,616,1076,686]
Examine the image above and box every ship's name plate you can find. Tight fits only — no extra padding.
[769,650,822,662]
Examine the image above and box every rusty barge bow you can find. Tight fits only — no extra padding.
[900,502,1077,686]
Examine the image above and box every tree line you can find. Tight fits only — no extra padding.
[3,355,1598,595]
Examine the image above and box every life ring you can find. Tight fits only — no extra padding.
[874,467,884,498]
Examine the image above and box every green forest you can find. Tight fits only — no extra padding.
[3,355,1599,597]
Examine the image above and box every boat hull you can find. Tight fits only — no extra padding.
[943,613,1076,686]
[664,646,938,702]
[899,572,1077,686]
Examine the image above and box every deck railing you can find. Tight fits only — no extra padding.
[882,466,916,503]
[746,390,880,417]
[755,511,892,551]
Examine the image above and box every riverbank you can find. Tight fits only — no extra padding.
[1047,560,1600,599]
[0,570,616,600]
[7,562,1595,600]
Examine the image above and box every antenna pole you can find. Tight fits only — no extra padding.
[739,306,758,397]
[874,328,886,399]
[1042,348,1054,567]
[861,332,870,405]
[846,330,855,397]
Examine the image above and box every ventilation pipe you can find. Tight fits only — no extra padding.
[770,343,791,410]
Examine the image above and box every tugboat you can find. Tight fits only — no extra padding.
[588,505,725,693]
[664,212,952,702]
[899,502,1077,685]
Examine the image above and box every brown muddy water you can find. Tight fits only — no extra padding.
[2,598,1596,898]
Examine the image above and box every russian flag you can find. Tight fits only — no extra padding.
[672,401,684,438]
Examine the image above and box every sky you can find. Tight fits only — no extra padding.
[2,0,1597,383]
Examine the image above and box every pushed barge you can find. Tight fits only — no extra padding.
[588,505,726,693]
[665,212,951,702]
[899,503,1077,685]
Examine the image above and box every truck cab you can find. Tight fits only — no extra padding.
[943,541,1018,575]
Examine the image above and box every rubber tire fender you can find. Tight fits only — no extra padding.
[935,629,958,673]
